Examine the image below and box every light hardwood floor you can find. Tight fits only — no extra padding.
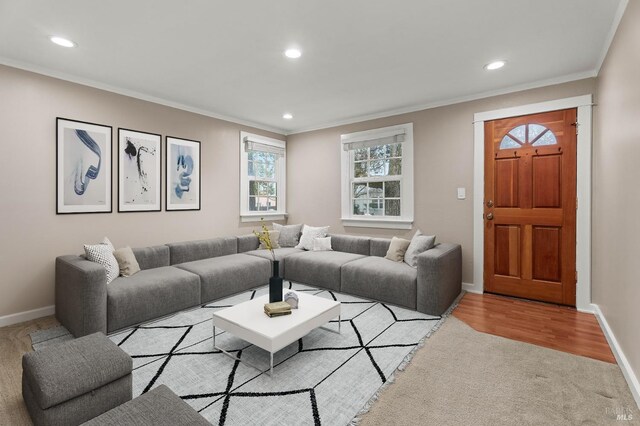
[0,315,59,426]
[453,292,616,363]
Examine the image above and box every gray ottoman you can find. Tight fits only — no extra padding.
[22,332,132,426]
[82,385,211,425]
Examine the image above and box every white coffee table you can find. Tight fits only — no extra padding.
[212,291,341,376]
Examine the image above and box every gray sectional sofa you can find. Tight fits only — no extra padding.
[56,233,462,337]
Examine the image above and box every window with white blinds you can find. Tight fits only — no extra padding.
[340,123,414,229]
[240,132,287,222]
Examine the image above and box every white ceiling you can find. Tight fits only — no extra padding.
[0,0,625,134]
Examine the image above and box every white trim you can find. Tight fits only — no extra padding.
[462,282,482,294]
[341,218,413,230]
[592,304,640,409]
[472,95,593,311]
[0,305,55,328]
[240,213,287,223]
[0,57,602,138]
[577,303,596,314]
[340,123,414,229]
[594,0,629,74]
[287,70,596,135]
[0,57,287,135]
[239,132,287,219]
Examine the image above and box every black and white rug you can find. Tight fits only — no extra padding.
[33,283,449,425]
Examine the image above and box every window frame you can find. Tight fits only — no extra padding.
[239,131,287,222]
[340,123,414,229]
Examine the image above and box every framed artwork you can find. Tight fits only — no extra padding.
[56,118,112,214]
[166,136,201,211]
[118,128,162,212]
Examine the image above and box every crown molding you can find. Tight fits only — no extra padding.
[594,0,629,75]
[0,57,287,136]
[285,70,597,135]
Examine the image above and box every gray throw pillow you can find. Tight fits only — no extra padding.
[384,237,411,262]
[273,223,303,247]
[404,230,436,268]
[113,246,141,277]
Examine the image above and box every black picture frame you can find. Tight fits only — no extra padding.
[165,136,201,211]
[56,117,113,214]
[117,128,162,212]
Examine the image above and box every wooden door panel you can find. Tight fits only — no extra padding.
[532,226,562,282]
[495,159,520,207]
[533,155,562,208]
[492,276,562,304]
[494,225,520,277]
[484,108,576,306]
[493,209,562,225]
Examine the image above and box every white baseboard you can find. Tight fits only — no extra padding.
[462,282,483,294]
[592,303,640,409]
[0,305,55,328]
[577,303,596,314]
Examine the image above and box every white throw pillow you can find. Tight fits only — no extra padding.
[312,236,332,251]
[404,230,436,268]
[296,225,330,251]
[84,237,119,284]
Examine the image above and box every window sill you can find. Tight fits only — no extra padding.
[240,213,288,223]
[341,217,413,230]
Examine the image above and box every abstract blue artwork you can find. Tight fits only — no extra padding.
[118,128,161,212]
[166,136,200,211]
[57,118,112,214]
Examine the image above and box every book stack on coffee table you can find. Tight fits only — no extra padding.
[264,301,292,318]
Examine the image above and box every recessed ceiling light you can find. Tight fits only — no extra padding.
[283,113,293,120]
[484,60,506,70]
[284,48,302,59]
[50,36,76,48]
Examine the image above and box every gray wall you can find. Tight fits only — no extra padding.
[0,64,283,318]
[593,0,640,396]
[287,78,597,284]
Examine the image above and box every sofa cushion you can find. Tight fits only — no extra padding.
[132,245,170,270]
[341,256,417,309]
[177,254,270,303]
[284,251,365,291]
[22,332,132,410]
[23,375,131,426]
[82,385,210,426]
[244,247,304,276]
[107,267,200,332]
[370,238,392,257]
[167,237,237,265]
[237,234,260,253]
[329,234,371,255]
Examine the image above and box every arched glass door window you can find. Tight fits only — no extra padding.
[500,124,557,149]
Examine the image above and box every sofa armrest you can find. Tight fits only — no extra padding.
[416,243,462,316]
[55,256,108,337]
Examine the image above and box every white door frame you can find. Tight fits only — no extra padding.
[472,94,593,312]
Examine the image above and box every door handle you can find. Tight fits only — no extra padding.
[486,212,494,220]
[486,200,494,208]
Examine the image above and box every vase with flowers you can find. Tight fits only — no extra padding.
[254,219,283,303]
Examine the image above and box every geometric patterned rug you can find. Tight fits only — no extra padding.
[35,282,449,425]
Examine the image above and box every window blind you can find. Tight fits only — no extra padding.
[342,130,405,151]
[243,138,285,156]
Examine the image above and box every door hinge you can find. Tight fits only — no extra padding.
[571,121,580,135]
[576,197,578,210]
[575,270,578,283]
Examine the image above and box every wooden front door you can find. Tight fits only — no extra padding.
[484,109,577,306]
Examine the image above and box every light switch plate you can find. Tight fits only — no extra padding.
[457,187,466,200]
